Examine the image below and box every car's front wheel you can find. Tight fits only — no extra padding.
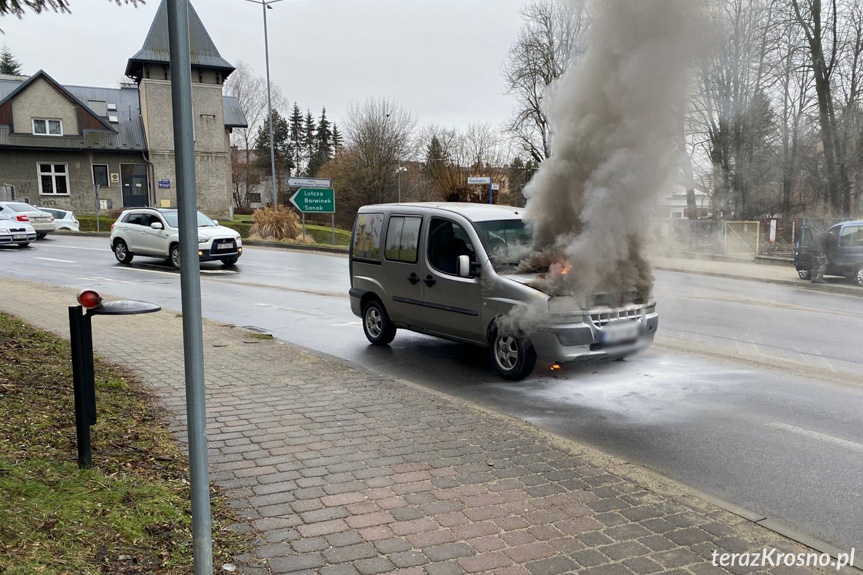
[489,326,537,381]
[221,256,239,266]
[17,242,30,248]
[36,233,47,240]
[797,269,810,280]
[362,299,396,346]
[855,267,863,287]
[113,239,133,264]
[170,244,181,269]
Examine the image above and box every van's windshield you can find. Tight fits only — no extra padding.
[473,219,533,273]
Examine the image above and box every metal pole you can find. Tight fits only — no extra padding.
[166,2,212,574]
[69,306,92,469]
[331,213,335,245]
[94,185,100,233]
[263,1,278,211]
[398,167,401,203]
[488,180,493,204]
[302,213,306,244]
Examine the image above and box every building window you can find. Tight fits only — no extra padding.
[93,164,109,188]
[37,163,70,195]
[32,119,63,136]
[248,192,261,203]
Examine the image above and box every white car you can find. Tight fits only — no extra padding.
[0,202,55,239]
[109,208,243,268]
[0,212,37,247]
[38,207,80,232]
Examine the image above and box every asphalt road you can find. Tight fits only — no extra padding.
[3,235,863,552]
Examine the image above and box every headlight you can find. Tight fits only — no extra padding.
[645,304,656,314]
[234,235,241,241]
[198,237,207,244]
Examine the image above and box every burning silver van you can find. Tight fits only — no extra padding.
[348,203,658,380]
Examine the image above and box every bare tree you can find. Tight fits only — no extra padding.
[418,123,510,202]
[503,0,590,163]
[224,61,285,208]
[790,0,849,215]
[319,98,415,225]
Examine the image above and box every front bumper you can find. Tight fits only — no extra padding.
[531,313,659,363]
[0,232,37,244]
[198,242,242,262]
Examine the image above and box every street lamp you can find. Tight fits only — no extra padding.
[243,0,284,211]
[397,166,407,203]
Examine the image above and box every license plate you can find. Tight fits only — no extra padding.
[600,321,640,345]
[217,242,232,249]
[12,235,26,241]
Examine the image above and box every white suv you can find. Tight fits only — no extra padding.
[110,208,243,268]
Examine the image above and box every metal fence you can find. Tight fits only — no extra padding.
[652,216,854,258]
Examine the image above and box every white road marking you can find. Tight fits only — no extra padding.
[332,321,361,327]
[766,422,863,454]
[76,276,135,285]
[34,257,76,263]
[39,245,108,252]
[115,266,176,277]
[240,263,296,271]
[253,302,328,318]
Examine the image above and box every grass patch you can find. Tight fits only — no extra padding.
[76,215,116,233]
[244,332,274,340]
[0,313,249,574]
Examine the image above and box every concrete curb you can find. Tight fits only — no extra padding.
[656,266,863,297]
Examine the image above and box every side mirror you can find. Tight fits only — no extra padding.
[213,220,219,226]
[457,255,471,277]
[457,255,481,278]
[150,221,163,230]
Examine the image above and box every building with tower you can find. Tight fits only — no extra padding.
[0,0,245,217]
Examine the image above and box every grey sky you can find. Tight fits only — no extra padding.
[1,0,526,130]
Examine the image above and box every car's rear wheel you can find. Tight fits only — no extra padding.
[36,233,47,240]
[113,239,133,264]
[362,299,396,346]
[855,267,863,287]
[221,256,239,266]
[170,244,181,269]
[489,326,537,381]
[797,269,810,280]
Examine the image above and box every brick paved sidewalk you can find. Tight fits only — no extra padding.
[0,278,852,575]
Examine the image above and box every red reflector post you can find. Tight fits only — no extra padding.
[77,290,103,309]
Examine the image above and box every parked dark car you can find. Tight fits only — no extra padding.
[795,220,863,286]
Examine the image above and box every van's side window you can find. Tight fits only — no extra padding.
[839,225,863,247]
[385,216,421,263]
[428,218,475,275]
[353,213,383,261]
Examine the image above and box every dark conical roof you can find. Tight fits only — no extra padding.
[125,0,235,79]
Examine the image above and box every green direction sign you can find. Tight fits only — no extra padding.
[290,188,335,213]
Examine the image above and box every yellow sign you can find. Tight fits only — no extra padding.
[160,199,172,208]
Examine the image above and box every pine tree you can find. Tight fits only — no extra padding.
[303,110,316,174]
[253,109,294,203]
[288,103,304,176]
[0,45,23,76]
[332,123,344,151]
[307,107,333,176]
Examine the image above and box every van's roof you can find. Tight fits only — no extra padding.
[361,202,524,222]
